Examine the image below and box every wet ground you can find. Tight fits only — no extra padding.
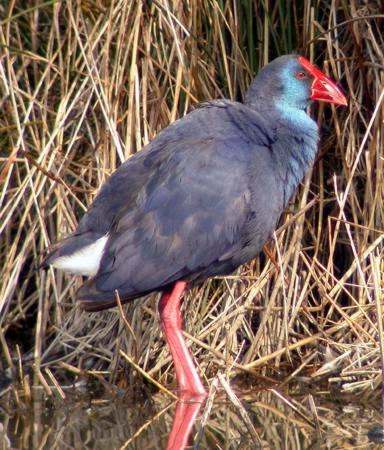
[1,381,384,449]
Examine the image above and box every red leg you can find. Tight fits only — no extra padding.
[158,281,207,398]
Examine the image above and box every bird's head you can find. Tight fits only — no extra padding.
[245,54,347,112]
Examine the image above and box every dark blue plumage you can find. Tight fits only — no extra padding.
[45,55,322,310]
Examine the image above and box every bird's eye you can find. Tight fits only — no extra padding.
[295,71,307,80]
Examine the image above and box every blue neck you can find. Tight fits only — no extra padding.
[273,103,319,204]
[275,101,316,131]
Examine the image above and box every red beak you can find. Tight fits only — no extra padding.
[298,56,347,106]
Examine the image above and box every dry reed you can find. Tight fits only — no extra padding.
[0,0,384,413]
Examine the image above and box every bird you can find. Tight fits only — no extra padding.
[43,54,347,399]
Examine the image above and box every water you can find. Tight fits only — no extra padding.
[1,383,383,449]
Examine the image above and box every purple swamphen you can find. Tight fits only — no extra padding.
[44,55,347,398]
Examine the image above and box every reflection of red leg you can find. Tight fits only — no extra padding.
[166,399,204,450]
[158,281,207,397]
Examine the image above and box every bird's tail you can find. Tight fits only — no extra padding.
[41,232,103,270]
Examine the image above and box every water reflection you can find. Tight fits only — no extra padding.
[166,398,204,450]
[0,383,383,449]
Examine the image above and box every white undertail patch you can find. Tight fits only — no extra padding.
[51,235,108,276]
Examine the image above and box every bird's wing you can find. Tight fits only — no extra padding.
[45,101,277,310]
[77,133,258,310]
